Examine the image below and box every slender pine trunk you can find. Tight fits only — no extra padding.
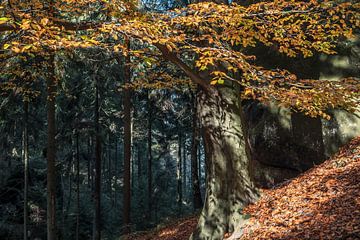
[191,95,203,210]
[108,134,112,195]
[123,38,132,234]
[23,101,29,240]
[137,143,141,184]
[182,135,187,202]
[46,59,57,240]
[87,137,91,189]
[93,77,102,240]
[147,93,153,222]
[114,138,118,208]
[177,133,183,213]
[76,132,80,240]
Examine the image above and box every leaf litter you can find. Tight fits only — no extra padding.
[128,137,360,240]
[240,137,360,240]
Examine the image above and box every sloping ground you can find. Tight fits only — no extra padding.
[240,137,360,240]
[127,216,197,240]
[127,137,360,240]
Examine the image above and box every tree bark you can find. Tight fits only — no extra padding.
[123,38,132,233]
[93,77,102,240]
[198,143,202,192]
[46,60,57,240]
[137,143,141,183]
[108,133,112,195]
[190,86,259,240]
[23,101,29,240]
[114,138,118,207]
[191,94,203,210]
[147,93,153,221]
[182,135,187,201]
[87,137,91,189]
[156,37,259,240]
[76,131,80,240]
[177,133,183,213]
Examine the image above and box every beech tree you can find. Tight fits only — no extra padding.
[1,0,359,239]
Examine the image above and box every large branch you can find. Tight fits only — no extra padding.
[155,43,211,92]
[1,18,212,92]
[0,23,15,32]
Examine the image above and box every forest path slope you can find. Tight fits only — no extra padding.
[238,137,360,240]
[128,137,360,240]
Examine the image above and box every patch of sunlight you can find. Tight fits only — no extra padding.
[11,147,19,157]
[158,228,179,237]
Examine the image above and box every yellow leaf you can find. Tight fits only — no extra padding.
[23,44,32,50]
[112,34,118,40]
[0,17,9,23]
[12,47,21,53]
[200,66,207,71]
[144,58,152,66]
[244,89,253,96]
[41,18,49,26]
[210,80,217,85]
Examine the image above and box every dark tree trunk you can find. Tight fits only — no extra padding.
[60,173,65,239]
[114,138,118,207]
[66,138,73,219]
[191,87,259,240]
[87,137,91,189]
[147,93,153,221]
[198,144,202,191]
[76,132,80,240]
[177,133,183,213]
[182,136,187,201]
[46,65,57,240]
[93,77,102,240]
[191,95,203,210]
[131,150,135,196]
[137,143,141,183]
[108,134,112,194]
[123,39,132,233]
[23,101,29,240]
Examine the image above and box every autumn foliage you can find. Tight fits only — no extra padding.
[0,0,359,117]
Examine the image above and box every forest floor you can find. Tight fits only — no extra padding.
[127,137,360,240]
[126,215,198,240]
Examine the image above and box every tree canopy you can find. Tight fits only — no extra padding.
[1,0,359,118]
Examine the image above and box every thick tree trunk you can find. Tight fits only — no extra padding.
[191,86,259,240]
[191,95,203,210]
